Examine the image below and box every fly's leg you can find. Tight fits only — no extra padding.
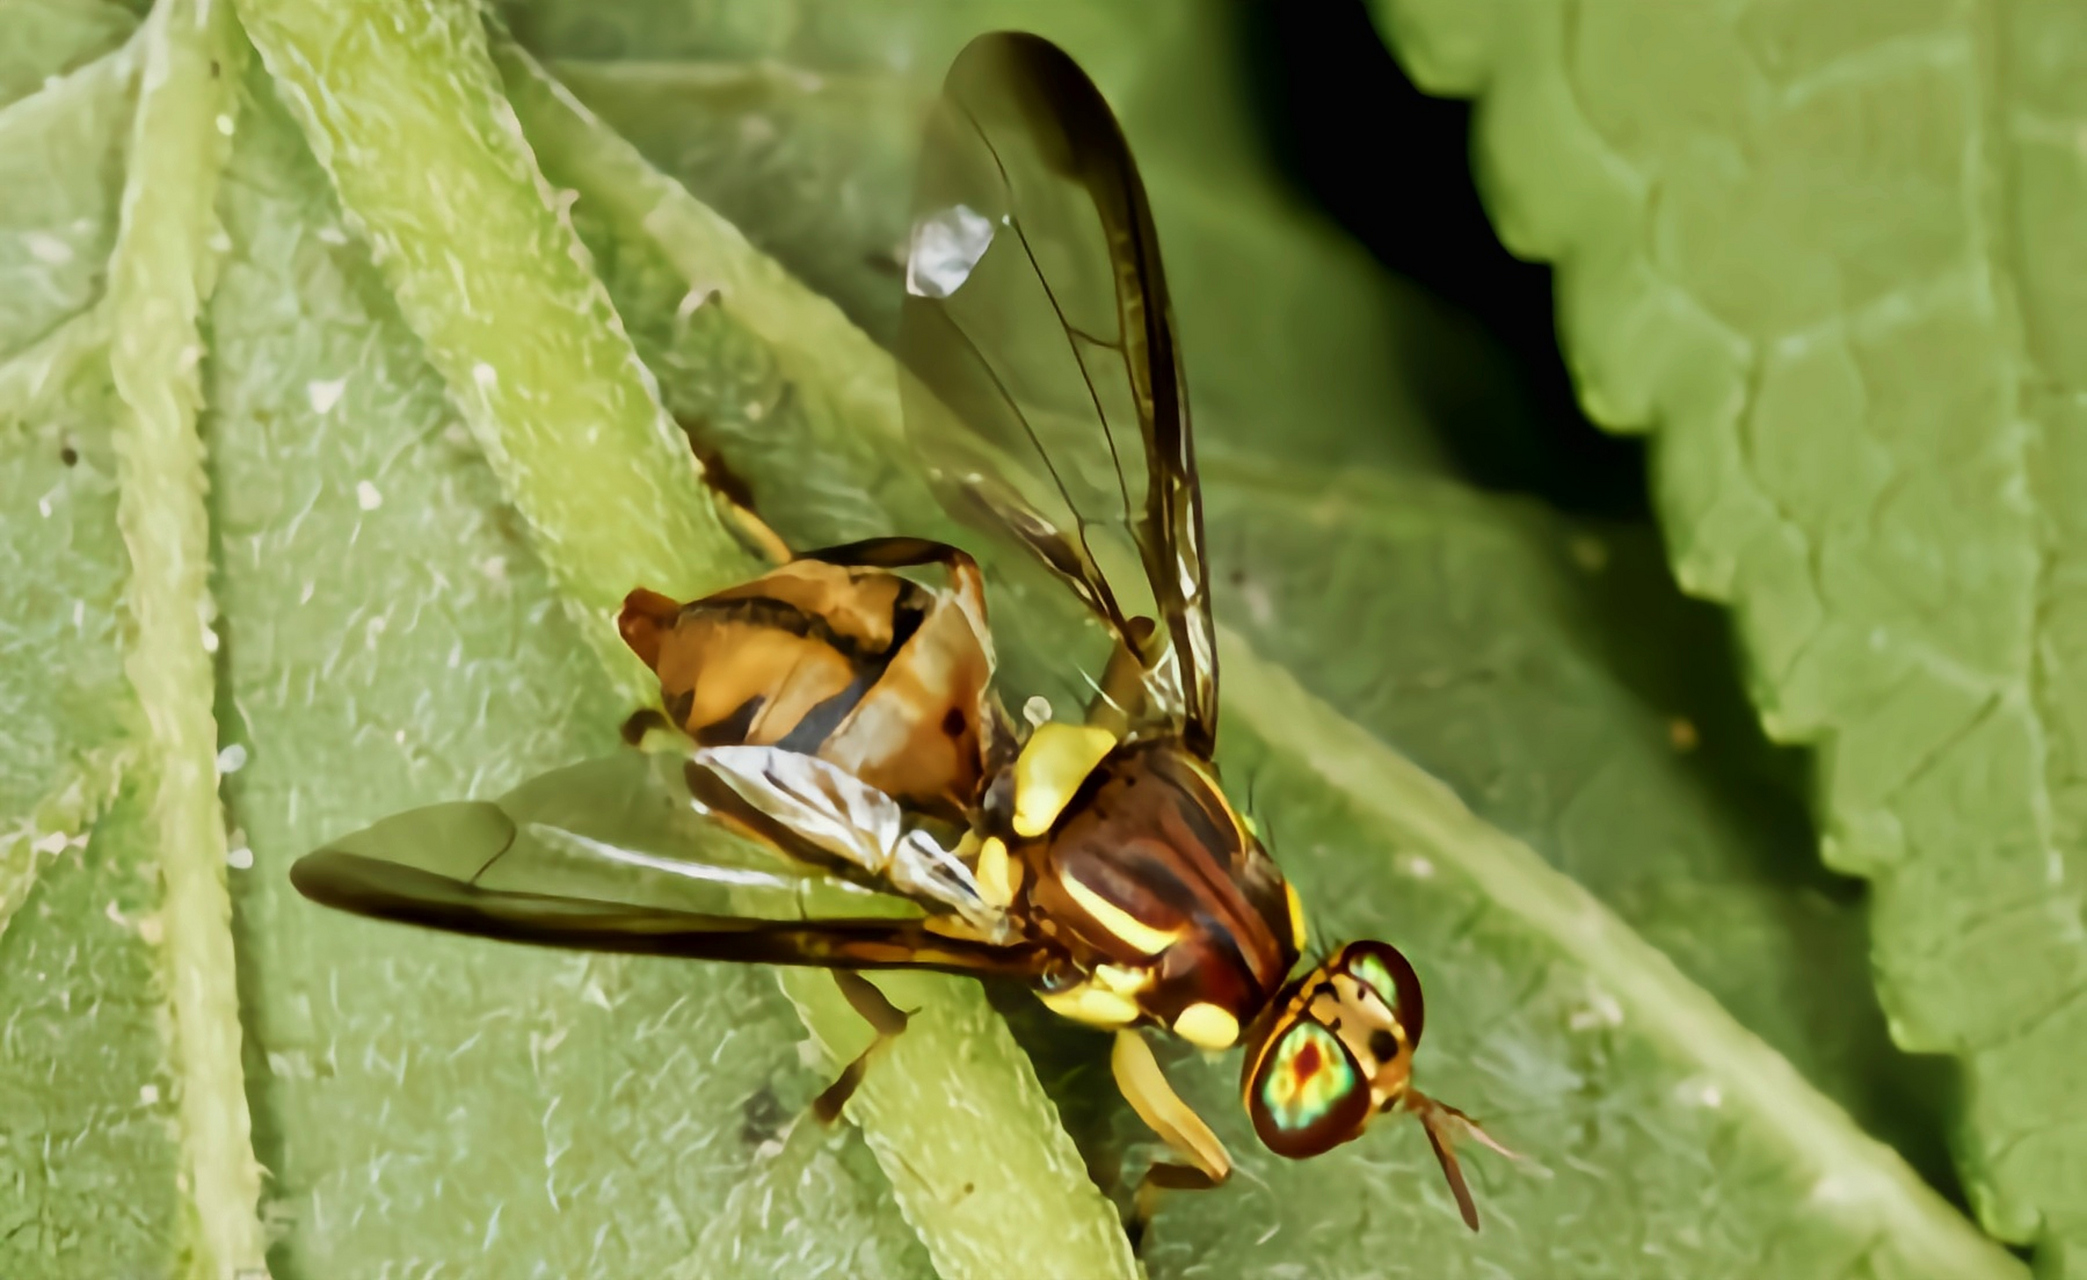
[796,538,990,652]
[1110,1030,1230,1246]
[1085,616,1157,737]
[798,536,977,576]
[810,970,914,1123]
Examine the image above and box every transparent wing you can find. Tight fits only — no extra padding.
[899,31,1218,753]
[291,749,1043,979]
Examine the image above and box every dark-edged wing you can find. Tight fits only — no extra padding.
[291,749,1048,980]
[899,31,1218,754]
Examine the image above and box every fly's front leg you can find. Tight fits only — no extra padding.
[810,969,914,1123]
[1110,1029,1230,1241]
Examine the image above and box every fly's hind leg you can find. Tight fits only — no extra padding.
[798,535,975,574]
[809,970,915,1124]
[797,538,991,642]
[1111,1030,1230,1247]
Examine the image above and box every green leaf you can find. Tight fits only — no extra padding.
[516,0,1948,1176]
[0,0,2044,1274]
[1199,455,1952,1184]
[107,5,264,1275]
[0,0,136,112]
[205,39,932,1280]
[0,789,184,1273]
[1374,0,2087,1266]
[0,30,174,1280]
[505,10,2018,1273]
[230,2,1134,1272]
[0,40,134,929]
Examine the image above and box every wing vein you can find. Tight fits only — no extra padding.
[964,107,1143,577]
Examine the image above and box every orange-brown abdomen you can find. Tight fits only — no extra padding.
[618,549,1003,822]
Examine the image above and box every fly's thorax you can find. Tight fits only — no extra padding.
[617,557,1002,821]
[1004,736,1303,1049]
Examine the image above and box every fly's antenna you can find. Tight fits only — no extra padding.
[1302,926,1334,972]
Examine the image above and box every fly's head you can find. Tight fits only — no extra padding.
[1239,938,1502,1229]
[1240,940,1424,1158]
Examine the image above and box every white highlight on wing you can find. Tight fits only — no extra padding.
[527,825,806,892]
[905,204,996,299]
[691,745,1009,938]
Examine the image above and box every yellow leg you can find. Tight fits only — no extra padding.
[1110,1029,1230,1185]
[1111,1030,1229,1246]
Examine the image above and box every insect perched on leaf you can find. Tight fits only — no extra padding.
[292,29,1507,1230]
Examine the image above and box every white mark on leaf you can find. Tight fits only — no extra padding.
[675,286,719,320]
[356,481,383,511]
[1568,988,1625,1032]
[307,377,347,415]
[24,232,72,264]
[1675,1077,1723,1108]
[216,743,248,775]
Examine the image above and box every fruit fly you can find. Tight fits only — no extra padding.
[292,30,1504,1230]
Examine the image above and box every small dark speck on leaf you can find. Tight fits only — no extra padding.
[59,444,78,467]
[740,1085,789,1148]
[210,60,221,78]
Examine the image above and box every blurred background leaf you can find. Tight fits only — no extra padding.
[1373,0,2087,1268]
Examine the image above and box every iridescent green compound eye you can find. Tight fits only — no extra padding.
[1246,1017,1372,1158]
[1336,940,1426,1047]
[1350,951,1400,1011]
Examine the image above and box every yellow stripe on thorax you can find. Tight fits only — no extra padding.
[1063,874,1182,956]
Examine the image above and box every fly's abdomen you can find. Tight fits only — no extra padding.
[619,557,996,820]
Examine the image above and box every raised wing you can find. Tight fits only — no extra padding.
[899,31,1218,754]
[291,749,1046,979]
